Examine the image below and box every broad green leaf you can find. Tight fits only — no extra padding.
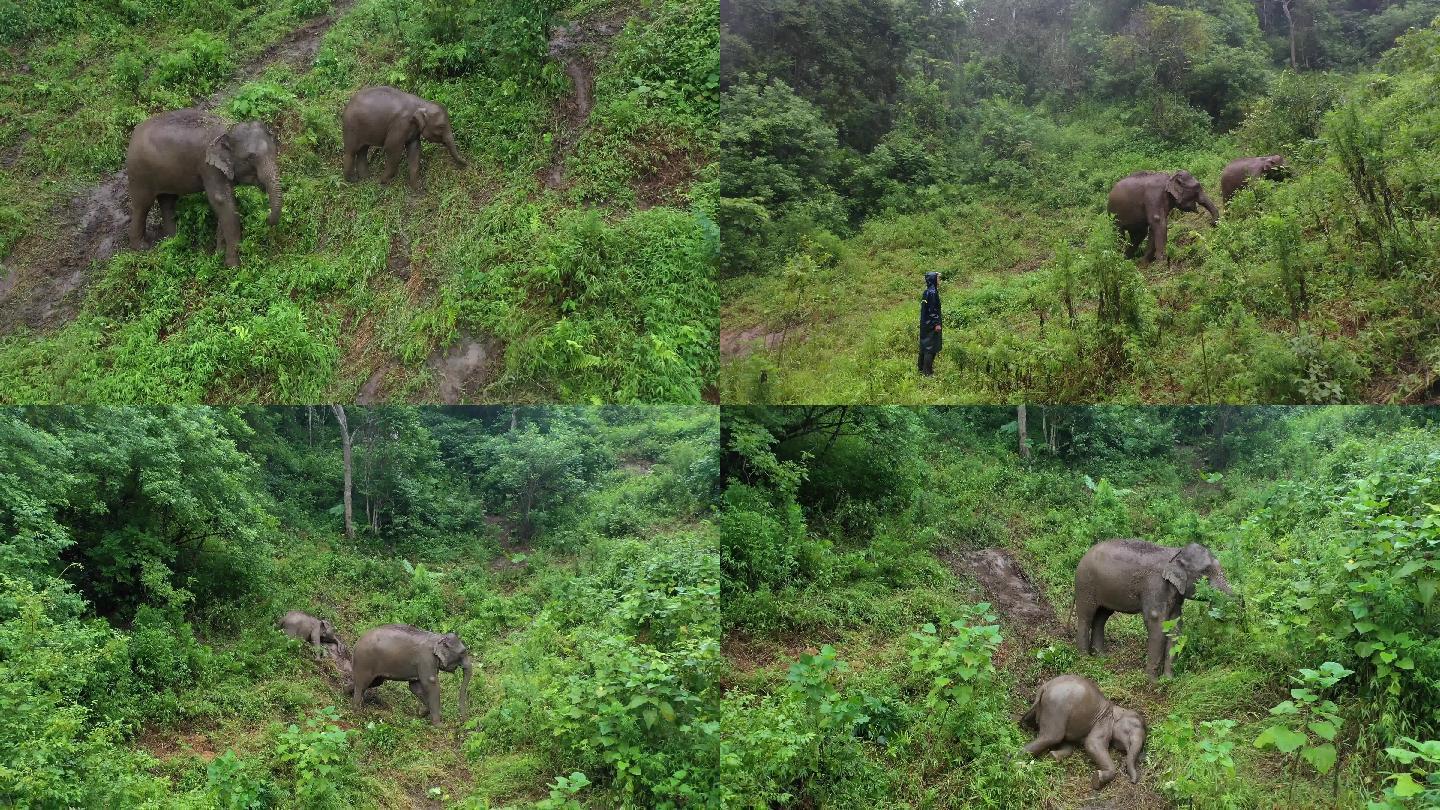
[1308,721,1337,741]
[1391,773,1422,797]
[1301,743,1337,774]
[1255,725,1306,753]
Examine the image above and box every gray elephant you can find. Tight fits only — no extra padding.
[1220,154,1288,203]
[1106,170,1219,263]
[126,108,282,268]
[341,86,467,192]
[277,610,342,659]
[1074,540,1236,681]
[1021,674,1146,790]
[351,624,472,726]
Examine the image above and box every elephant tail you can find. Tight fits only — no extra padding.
[1020,696,1039,730]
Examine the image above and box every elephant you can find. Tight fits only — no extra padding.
[1106,170,1219,263]
[126,108,282,268]
[351,624,472,726]
[341,86,467,192]
[1021,674,1146,790]
[277,610,342,659]
[1220,154,1288,203]
[1074,539,1237,681]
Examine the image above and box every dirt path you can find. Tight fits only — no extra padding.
[542,7,630,190]
[939,546,1171,809]
[0,0,356,336]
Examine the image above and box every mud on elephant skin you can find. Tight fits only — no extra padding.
[341,86,467,193]
[351,624,472,726]
[126,108,282,268]
[1106,170,1219,264]
[1021,674,1146,790]
[1220,154,1289,203]
[1074,539,1238,681]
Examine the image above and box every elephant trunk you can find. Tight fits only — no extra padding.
[261,164,282,227]
[443,132,467,168]
[457,652,472,719]
[1198,190,1219,225]
[1207,564,1234,597]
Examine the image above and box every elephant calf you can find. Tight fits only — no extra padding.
[1107,170,1218,264]
[277,610,343,659]
[1220,154,1288,203]
[1021,674,1146,789]
[126,108,282,268]
[342,86,467,192]
[351,624,472,726]
[1074,539,1237,681]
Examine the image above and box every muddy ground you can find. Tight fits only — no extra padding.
[542,7,630,190]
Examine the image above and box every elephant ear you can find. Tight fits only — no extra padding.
[411,107,430,137]
[1161,549,1190,595]
[1165,173,1190,206]
[205,133,235,179]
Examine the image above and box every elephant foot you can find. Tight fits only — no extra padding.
[1091,770,1116,791]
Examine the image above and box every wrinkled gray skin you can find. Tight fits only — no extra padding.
[1220,154,1288,203]
[126,109,282,268]
[1021,674,1147,789]
[351,624,471,726]
[341,86,466,192]
[1075,540,1236,681]
[1106,170,1219,263]
[277,610,341,660]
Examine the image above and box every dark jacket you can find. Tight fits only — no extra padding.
[920,272,942,335]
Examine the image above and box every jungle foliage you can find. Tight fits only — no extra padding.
[720,0,1440,404]
[0,405,720,808]
[719,405,1440,806]
[0,0,718,403]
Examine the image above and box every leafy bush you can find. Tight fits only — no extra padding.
[273,706,354,808]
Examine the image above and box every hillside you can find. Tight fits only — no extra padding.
[0,406,721,807]
[719,406,1440,807]
[719,0,1440,405]
[0,0,719,403]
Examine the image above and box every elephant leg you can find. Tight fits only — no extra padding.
[1124,227,1145,258]
[351,670,369,713]
[1085,731,1120,789]
[354,146,370,179]
[204,187,241,267]
[379,127,408,186]
[1146,215,1167,264]
[1143,614,1166,681]
[406,138,422,193]
[407,680,431,717]
[1075,598,1096,654]
[1023,701,1068,757]
[1050,742,1077,761]
[129,188,156,249]
[1162,616,1182,679]
[158,195,178,238]
[1091,608,1113,655]
[424,675,442,725]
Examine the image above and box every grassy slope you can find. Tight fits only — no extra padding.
[721,433,1353,807]
[130,500,707,807]
[0,0,718,404]
[720,100,1439,406]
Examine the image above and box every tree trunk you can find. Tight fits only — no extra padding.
[1017,405,1030,459]
[332,405,355,540]
[1281,0,1298,70]
[510,407,518,431]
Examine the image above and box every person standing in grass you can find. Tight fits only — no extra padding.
[918,271,942,376]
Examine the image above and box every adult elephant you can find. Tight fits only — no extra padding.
[1106,170,1219,264]
[1074,539,1237,681]
[126,108,282,268]
[1221,154,1288,203]
[351,624,472,726]
[341,86,467,192]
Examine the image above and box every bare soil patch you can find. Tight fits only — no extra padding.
[425,333,499,404]
[719,324,788,361]
[542,7,631,190]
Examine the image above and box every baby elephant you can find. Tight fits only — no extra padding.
[1220,154,1288,203]
[351,624,472,726]
[1021,675,1146,790]
[342,86,466,192]
[277,610,341,659]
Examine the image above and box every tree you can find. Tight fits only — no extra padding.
[1017,405,1030,459]
[331,405,354,540]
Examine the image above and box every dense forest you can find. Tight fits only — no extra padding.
[719,0,1440,405]
[0,405,720,807]
[720,405,1440,806]
[0,0,718,404]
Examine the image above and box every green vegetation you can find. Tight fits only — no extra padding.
[0,0,718,403]
[720,0,1440,404]
[720,405,1440,806]
[0,405,720,807]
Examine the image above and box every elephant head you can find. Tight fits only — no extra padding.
[205,121,282,226]
[1165,171,1218,222]
[432,631,472,718]
[316,618,337,644]
[1161,543,1233,599]
[412,103,467,167]
[1107,707,1147,785]
[1259,154,1289,179]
